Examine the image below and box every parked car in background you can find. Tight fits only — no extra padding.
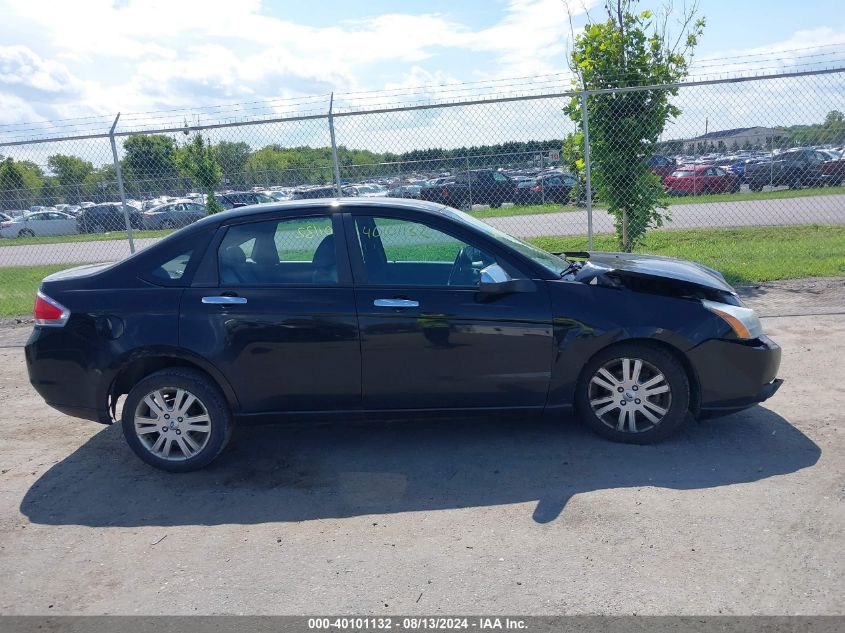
[77,204,144,233]
[745,149,829,191]
[513,172,578,205]
[143,200,207,230]
[292,185,337,200]
[716,158,750,183]
[387,184,422,198]
[419,169,514,208]
[0,211,78,238]
[266,190,292,202]
[821,152,845,186]
[663,165,741,195]
[25,198,782,472]
[215,191,275,209]
[648,155,676,179]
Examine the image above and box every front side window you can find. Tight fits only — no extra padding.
[353,216,496,287]
[437,207,568,277]
[218,216,337,285]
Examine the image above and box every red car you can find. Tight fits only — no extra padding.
[662,165,741,195]
[821,155,845,186]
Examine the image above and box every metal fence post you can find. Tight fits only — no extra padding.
[465,155,473,208]
[581,91,593,251]
[328,93,342,196]
[109,112,135,254]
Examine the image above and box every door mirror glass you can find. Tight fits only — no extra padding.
[478,263,534,295]
[479,263,510,284]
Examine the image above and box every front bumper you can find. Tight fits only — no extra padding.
[687,335,782,415]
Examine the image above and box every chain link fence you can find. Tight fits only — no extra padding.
[1,68,844,317]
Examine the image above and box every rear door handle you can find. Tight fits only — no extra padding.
[202,296,248,305]
[374,299,419,308]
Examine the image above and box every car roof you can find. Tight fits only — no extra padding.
[192,197,452,228]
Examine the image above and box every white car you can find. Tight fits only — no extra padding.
[0,211,78,238]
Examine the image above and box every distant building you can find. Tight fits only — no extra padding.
[680,126,787,152]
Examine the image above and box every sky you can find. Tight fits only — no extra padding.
[0,0,844,155]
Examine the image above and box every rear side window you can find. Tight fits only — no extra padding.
[147,250,193,283]
[218,216,337,286]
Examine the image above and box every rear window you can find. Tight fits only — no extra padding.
[144,250,194,284]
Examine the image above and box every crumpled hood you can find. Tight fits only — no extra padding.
[577,251,735,293]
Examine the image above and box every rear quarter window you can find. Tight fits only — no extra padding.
[142,250,194,285]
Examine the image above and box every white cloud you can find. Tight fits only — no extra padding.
[0,45,83,95]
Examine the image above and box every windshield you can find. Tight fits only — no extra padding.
[439,207,568,276]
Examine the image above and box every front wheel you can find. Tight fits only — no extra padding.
[575,343,690,444]
[121,368,232,472]
[18,228,35,238]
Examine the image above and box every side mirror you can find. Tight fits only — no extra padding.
[478,264,535,295]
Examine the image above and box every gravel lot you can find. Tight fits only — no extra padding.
[0,310,842,615]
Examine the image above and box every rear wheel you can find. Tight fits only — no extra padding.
[749,181,764,192]
[121,368,232,472]
[17,228,35,238]
[576,343,690,444]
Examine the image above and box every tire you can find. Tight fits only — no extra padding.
[575,342,690,444]
[18,229,35,238]
[749,181,764,192]
[121,368,232,472]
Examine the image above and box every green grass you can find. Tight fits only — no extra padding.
[0,229,172,248]
[467,184,845,220]
[530,224,845,285]
[0,264,69,317]
[1,225,843,316]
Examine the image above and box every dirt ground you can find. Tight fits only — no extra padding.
[0,291,842,615]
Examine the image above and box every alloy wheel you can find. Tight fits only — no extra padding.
[133,387,212,461]
[587,357,672,433]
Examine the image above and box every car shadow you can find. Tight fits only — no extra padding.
[20,407,819,526]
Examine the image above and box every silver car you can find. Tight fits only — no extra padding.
[0,211,78,238]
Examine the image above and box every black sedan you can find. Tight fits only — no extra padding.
[25,199,782,472]
[513,173,578,205]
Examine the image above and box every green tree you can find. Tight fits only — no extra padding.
[176,134,224,213]
[47,154,94,203]
[566,0,704,251]
[82,165,118,202]
[215,141,252,187]
[0,158,45,210]
[122,135,179,196]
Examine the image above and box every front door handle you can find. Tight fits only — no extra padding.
[374,298,419,308]
[202,296,248,305]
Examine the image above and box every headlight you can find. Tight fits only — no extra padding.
[702,299,763,340]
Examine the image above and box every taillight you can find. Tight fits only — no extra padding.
[531,185,542,192]
[441,188,449,197]
[34,291,70,327]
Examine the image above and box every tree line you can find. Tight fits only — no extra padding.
[0,137,562,211]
